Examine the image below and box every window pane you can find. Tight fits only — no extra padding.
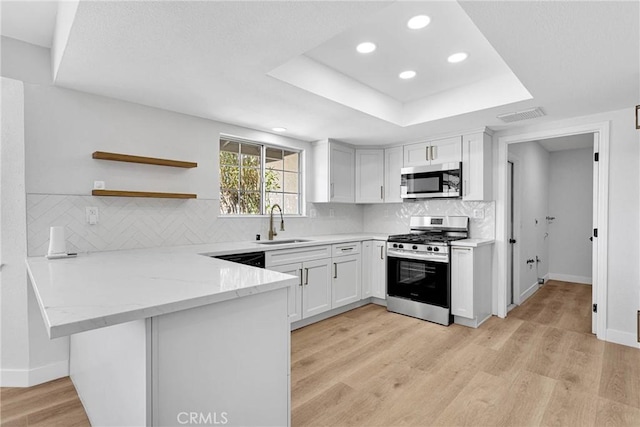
[283,172,298,193]
[265,169,283,191]
[220,139,240,154]
[241,154,260,168]
[266,147,283,161]
[284,194,299,215]
[265,192,283,213]
[220,189,239,214]
[219,150,238,166]
[283,151,299,172]
[240,143,261,157]
[239,192,261,215]
[240,167,261,191]
[219,165,239,189]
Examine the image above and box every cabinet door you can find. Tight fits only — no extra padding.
[430,136,462,165]
[361,241,373,299]
[355,149,384,203]
[403,141,431,167]
[330,144,355,203]
[269,262,303,323]
[462,132,492,201]
[384,146,403,203]
[451,247,474,319]
[302,258,332,318]
[372,241,387,299]
[332,255,361,308]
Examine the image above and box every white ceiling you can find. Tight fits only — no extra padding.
[1,1,638,145]
[0,1,57,48]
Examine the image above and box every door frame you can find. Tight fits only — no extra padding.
[495,121,609,340]
[506,153,521,307]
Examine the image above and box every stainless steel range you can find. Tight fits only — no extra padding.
[386,216,469,325]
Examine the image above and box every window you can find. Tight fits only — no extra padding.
[219,137,301,215]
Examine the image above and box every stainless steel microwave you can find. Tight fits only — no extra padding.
[400,162,462,199]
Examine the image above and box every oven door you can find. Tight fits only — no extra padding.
[387,255,450,308]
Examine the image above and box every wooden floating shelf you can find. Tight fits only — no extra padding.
[92,151,198,168]
[92,190,197,199]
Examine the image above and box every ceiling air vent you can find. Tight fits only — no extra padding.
[497,107,545,123]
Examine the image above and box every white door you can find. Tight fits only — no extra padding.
[592,133,599,334]
[403,141,431,167]
[355,149,384,203]
[361,241,373,299]
[330,144,355,203]
[372,241,387,298]
[430,136,462,164]
[332,255,361,308]
[384,146,403,203]
[302,258,332,318]
[269,262,303,323]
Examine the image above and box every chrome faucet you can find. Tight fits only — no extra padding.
[268,204,285,240]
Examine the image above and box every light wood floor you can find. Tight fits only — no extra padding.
[2,281,638,426]
[292,281,640,426]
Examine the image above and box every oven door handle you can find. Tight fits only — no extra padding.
[387,251,449,263]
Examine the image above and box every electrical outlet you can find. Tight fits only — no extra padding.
[473,209,484,219]
[329,208,335,218]
[85,207,99,225]
[309,209,317,218]
[93,181,105,190]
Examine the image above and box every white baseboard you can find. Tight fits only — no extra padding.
[606,328,640,349]
[519,282,539,304]
[548,273,592,285]
[1,360,69,387]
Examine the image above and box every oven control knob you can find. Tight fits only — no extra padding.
[412,245,418,250]
[398,244,404,249]
[433,247,440,252]
[426,246,433,251]
[392,244,398,248]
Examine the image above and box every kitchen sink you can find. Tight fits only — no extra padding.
[257,239,312,245]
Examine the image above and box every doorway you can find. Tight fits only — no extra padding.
[506,158,519,310]
[496,122,609,340]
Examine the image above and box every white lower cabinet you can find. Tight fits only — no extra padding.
[331,242,361,308]
[362,240,386,300]
[269,263,303,322]
[450,244,493,328]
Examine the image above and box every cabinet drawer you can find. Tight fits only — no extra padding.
[266,245,331,267]
[331,242,361,257]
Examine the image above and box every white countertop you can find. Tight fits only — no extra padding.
[26,233,389,339]
[450,238,495,248]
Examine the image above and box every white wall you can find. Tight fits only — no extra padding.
[548,147,593,283]
[508,141,550,302]
[495,107,640,348]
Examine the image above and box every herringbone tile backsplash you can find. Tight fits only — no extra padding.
[26,194,365,256]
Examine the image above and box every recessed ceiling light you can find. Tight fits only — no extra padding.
[399,70,417,80]
[407,15,431,30]
[356,42,376,54]
[272,127,287,132]
[447,52,468,63]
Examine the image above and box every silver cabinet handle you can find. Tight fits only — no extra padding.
[333,263,338,279]
[380,246,384,260]
[299,268,303,286]
[380,186,384,200]
[425,146,430,161]
[304,268,309,285]
[431,146,436,160]
[330,183,334,198]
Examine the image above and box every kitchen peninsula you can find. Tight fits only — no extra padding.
[26,247,298,427]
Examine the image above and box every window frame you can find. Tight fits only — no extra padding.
[219,135,303,216]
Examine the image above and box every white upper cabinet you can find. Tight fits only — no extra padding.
[355,149,384,203]
[403,136,462,167]
[384,146,403,203]
[311,139,355,203]
[462,131,492,201]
